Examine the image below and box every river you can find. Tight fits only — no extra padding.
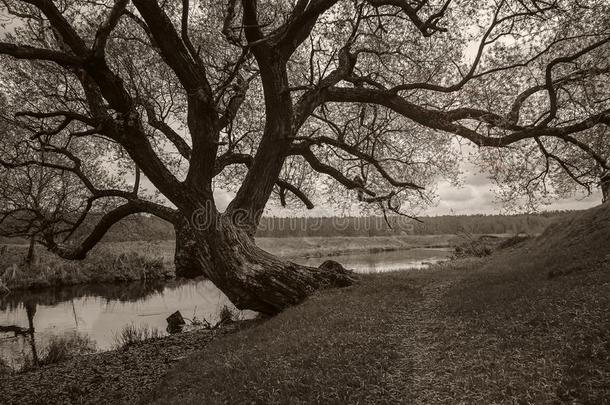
[0,248,451,369]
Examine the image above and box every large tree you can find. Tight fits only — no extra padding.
[0,0,608,314]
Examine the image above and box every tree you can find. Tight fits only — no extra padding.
[0,0,608,314]
[602,171,610,203]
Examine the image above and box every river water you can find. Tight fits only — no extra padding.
[0,248,451,369]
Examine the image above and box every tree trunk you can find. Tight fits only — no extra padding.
[188,215,356,315]
[602,172,609,203]
[173,220,208,278]
[25,237,36,266]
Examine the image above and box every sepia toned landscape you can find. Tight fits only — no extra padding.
[1,0,609,404]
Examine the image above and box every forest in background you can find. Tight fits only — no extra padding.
[1,211,574,244]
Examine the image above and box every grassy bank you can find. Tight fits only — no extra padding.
[0,244,172,292]
[0,206,607,403]
[1,234,462,292]
[99,234,463,261]
[0,323,254,405]
[258,234,462,258]
[143,206,609,404]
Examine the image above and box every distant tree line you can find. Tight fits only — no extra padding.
[255,212,571,238]
[1,211,574,244]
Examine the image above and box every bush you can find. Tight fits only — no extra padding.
[217,304,235,324]
[453,240,493,258]
[40,332,97,366]
[113,323,163,349]
[0,278,9,295]
[19,332,97,371]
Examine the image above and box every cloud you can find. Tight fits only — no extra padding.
[429,178,601,216]
[438,185,474,202]
[214,189,234,211]
[431,180,499,215]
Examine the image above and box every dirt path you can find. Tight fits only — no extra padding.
[382,270,465,404]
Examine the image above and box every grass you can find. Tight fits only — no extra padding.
[19,332,98,372]
[142,205,609,404]
[145,273,420,404]
[102,234,464,261]
[256,234,463,258]
[0,245,171,291]
[113,323,164,349]
[40,332,97,366]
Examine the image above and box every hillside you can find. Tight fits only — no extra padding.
[144,204,609,404]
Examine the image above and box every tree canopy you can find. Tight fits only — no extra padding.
[0,0,608,312]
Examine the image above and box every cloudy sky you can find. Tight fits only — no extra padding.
[212,167,602,218]
[429,174,601,216]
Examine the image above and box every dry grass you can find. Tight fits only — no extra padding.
[40,333,98,366]
[0,245,171,291]
[144,273,420,405]
[104,234,462,261]
[113,324,164,349]
[19,332,98,372]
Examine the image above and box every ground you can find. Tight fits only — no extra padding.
[143,258,609,404]
[1,206,608,404]
[0,323,255,405]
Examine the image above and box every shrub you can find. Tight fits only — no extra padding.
[217,304,235,323]
[40,332,97,366]
[18,332,97,371]
[496,234,531,250]
[0,278,9,295]
[113,323,163,349]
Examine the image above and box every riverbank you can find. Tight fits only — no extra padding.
[144,205,608,404]
[1,253,607,404]
[0,322,257,404]
[0,205,608,404]
[4,206,602,405]
[1,235,462,292]
[0,249,172,292]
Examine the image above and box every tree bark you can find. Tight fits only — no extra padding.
[186,215,356,315]
[25,236,36,266]
[173,219,207,278]
[602,172,609,203]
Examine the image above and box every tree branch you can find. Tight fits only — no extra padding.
[0,42,82,66]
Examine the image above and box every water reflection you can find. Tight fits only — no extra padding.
[300,248,452,273]
[0,278,241,370]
